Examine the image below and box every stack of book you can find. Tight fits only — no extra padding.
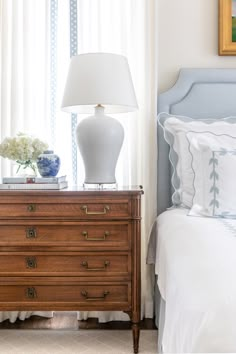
[0,175,68,190]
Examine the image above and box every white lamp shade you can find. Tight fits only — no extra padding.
[61,53,138,114]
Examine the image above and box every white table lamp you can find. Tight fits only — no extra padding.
[61,53,138,186]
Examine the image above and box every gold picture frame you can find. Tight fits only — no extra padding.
[219,0,236,55]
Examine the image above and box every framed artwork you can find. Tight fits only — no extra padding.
[219,0,236,55]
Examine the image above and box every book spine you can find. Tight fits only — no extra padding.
[2,176,66,184]
[0,181,68,190]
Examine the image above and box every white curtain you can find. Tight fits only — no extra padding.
[73,0,158,321]
[0,0,52,176]
[0,0,157,322]
[0,0,53,322]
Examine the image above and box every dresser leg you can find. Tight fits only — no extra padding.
[132,322,140,353]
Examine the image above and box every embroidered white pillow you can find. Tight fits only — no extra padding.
[158,113,236,208]
[186,131,236,218]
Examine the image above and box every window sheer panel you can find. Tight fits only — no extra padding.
[75,0,158,320]
[11,1,23,135]
[77,0,140,188]
[22,0,50,139]
[132,0,158,317]
[0,0,51,177]
[0,0,52,321]
[0,0,12,176]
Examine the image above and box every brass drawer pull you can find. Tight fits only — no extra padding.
[27,204,36,212]
[81,260,110,271]
[25,257,37,269]
[81,205,110,215]
[25,287,37,299]
[26,227,37,239]
[81,290,109,301]
[82,230,109,241]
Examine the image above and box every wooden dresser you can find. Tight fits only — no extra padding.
[0,186,143,353]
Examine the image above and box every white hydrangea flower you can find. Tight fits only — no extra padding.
[0,133,49,173]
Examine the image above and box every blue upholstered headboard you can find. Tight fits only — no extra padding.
[157,68,236,215]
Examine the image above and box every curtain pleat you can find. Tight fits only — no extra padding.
[74,0,158,320]
[0,0,52,322]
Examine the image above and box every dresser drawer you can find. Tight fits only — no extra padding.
[0,198,131,219]
[0,222,131,250]
[0,282,131,310]
[0,252,131,277]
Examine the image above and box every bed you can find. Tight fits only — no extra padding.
[147,68,236,353]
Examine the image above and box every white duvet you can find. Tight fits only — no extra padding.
[154,208,236,353]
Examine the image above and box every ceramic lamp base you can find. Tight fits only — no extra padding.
[76,106,124,184]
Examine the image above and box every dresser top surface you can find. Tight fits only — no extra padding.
[0,185,144,196]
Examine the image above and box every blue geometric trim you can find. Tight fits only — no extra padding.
[70,0,78,184]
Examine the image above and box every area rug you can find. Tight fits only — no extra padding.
[0,329,157,354]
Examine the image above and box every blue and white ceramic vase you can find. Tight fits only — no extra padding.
[37,150,61,177]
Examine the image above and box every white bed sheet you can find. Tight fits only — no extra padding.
[153,208,236,353]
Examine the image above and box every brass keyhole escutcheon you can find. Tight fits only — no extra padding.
[26,228,37,239]
[27,204,36,212]
[25,257,37,269]
[25,287,37,299]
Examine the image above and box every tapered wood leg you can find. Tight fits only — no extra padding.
[132,322,140,353]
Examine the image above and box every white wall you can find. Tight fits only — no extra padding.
[158,0,236,93]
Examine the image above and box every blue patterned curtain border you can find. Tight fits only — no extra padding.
[70,0,78,184]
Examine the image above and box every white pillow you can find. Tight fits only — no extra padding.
[187,131,236,218]
[158,113,236,208]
